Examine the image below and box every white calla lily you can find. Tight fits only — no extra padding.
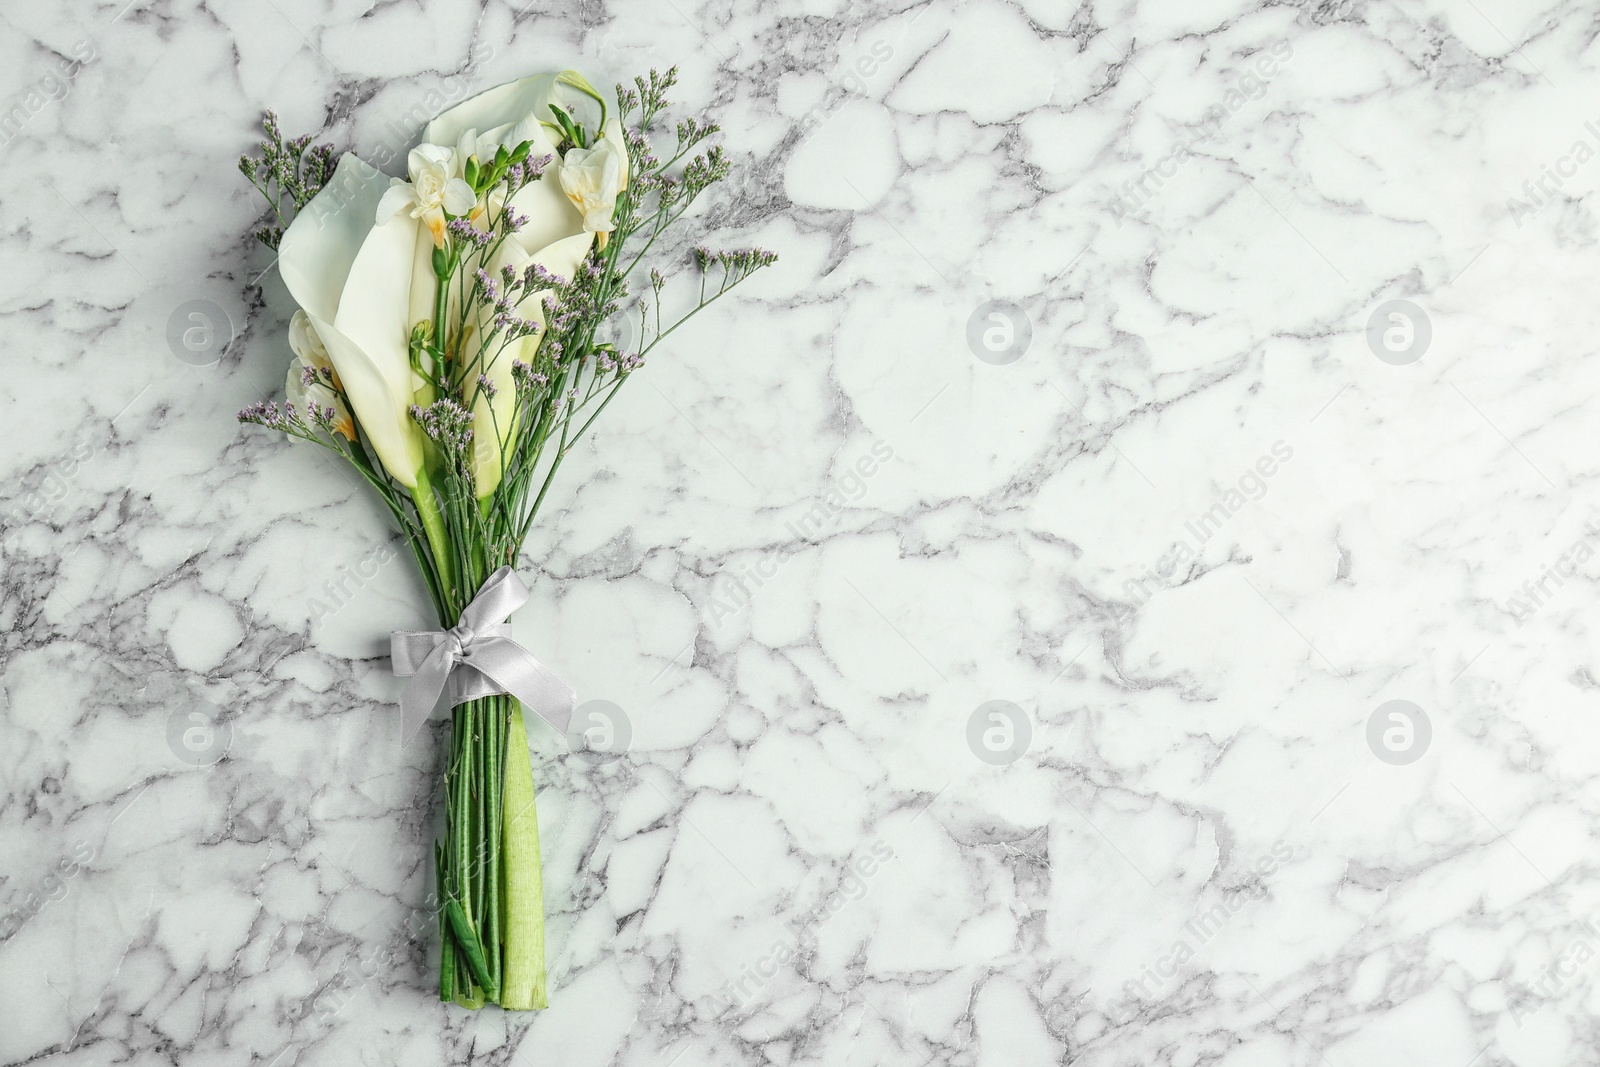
[280,153,426,488]
[277,76,619,498]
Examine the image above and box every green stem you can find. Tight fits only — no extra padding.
[485,694,504,992]
[440,691,516,1007]
[437,842,456,1001]
[412,464,456,609]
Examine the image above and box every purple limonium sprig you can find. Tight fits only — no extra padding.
[493,312,541,341]
[448,217,492,248]
[474,267,502,305]
[523,263,563,291]
[410,399,475,463]
[510,359,549,391]
[237,399,292,430]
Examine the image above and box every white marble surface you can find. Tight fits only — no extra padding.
[4,0,1600,1063]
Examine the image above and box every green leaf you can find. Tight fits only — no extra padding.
[444,898,499,1002]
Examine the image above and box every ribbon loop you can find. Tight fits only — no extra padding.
[391,566,575,746]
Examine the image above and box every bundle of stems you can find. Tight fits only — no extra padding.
[239,68,774,1007]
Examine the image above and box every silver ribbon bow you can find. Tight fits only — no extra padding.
[391,566,574,746]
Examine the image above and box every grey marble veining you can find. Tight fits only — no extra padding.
[4,0,1600,1064]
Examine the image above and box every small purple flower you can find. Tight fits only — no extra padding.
[447,217,491,248]
[474,267,501,304]
[237,399,293,431]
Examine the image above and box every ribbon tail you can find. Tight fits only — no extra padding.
[468,638,575,735]
[399,644,454,748]
[505,666,576,736]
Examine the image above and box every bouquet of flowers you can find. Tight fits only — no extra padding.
[235,67,773,1009]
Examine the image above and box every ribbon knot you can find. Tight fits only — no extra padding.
[391,566,575,747]
[443,625,472,659]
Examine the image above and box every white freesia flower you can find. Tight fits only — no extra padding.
[285,311,352,439]
[288,310,338,385]
[558,120,628,247]
[288,373,354,442]
[280,154,427,487]
[377,143,476,246]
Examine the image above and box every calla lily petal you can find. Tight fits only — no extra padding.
[425,73,563,152]
[281,153,426,488]
[309,312,424,487]
[406,224,439,355]
[281,154,385,323]
[334,206,422,411]
[506,163,586,254]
